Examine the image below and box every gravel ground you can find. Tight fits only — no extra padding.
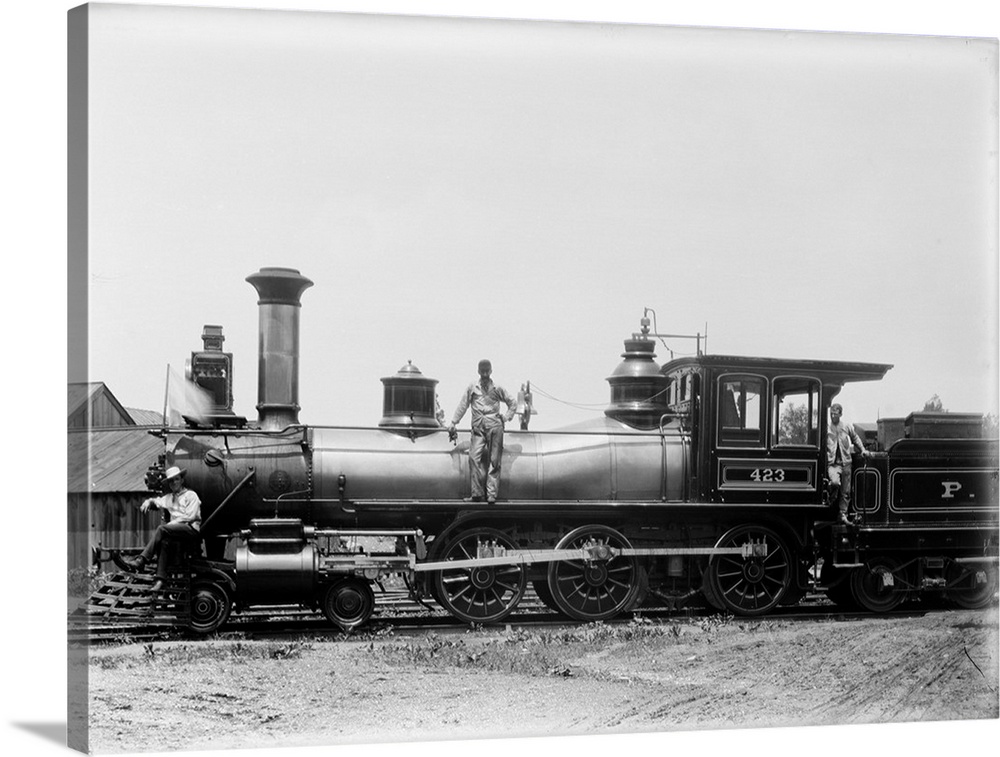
[81,606,999,754]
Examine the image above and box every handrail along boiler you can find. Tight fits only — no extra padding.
[130,267,998,633]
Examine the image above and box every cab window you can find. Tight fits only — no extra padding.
[718,375,765,446]
[772,377,820,447]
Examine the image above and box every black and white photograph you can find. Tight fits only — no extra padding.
[3,2,1000,757]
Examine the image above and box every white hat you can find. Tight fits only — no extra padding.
[163,466,186,481]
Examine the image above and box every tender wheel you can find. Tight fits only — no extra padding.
[708,525,791,616]
[547,525,641,621]
[945,563,998,610]
[850,557,905,613]
[322,578,376,631]
[433,527,526,624]
[188,581,232,634]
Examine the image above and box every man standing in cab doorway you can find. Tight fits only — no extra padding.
[827,402,870,524]
[448,359,517,504]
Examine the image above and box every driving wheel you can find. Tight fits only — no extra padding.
[531,579,565,615]
[547,525,641,621]
[433,527,526,624]
[708,525,791,616]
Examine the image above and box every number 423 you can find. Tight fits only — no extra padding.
[750,468,786,483]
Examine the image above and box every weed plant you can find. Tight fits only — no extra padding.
[92,640,316,670]
[68,566,110,597]
[368,617,720,677]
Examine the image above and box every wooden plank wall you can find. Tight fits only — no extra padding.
[67,492,154,572]
[67,494,238,572]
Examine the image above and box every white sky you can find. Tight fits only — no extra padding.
[77,2,998,431]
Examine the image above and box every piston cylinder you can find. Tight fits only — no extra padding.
[234,519,317,605]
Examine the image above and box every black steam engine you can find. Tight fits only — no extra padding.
[125,267,998,633]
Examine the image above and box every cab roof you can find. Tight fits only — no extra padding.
[663,354,893,385]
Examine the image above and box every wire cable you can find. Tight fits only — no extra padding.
[530,383,671,411]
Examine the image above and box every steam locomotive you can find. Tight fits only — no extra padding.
[122,267,999,633]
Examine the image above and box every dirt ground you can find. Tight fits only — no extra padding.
[80,606,999,754]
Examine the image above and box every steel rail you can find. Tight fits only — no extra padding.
[70,597,957,645]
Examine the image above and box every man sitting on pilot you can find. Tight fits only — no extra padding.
[124,466,202,592]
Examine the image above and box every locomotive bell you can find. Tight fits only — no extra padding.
[379,361,442,434]
[605,336,669,430]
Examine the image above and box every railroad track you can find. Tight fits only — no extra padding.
[69,585,946,644]
[69,587,569,643]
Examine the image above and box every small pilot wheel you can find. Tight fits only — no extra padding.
[709,525,791,616]
[322,578,376,631]
[188,582,232,634]
[850,557,905,613]
[945,563,998,610]
[547,525,641,622]
[433,527,526,625]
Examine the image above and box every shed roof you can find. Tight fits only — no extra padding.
[68,383,102,417]
[68,382,135,427]
[68,427,163,494]
[127,407,166,426]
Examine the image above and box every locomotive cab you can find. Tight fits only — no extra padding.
[662,354,891,509]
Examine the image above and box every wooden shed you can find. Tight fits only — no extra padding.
[68,382,136,429]
[67,383,164,571]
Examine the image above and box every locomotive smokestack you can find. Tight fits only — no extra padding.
[245,267,313,430]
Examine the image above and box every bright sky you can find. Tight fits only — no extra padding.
[77,2,998,432]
